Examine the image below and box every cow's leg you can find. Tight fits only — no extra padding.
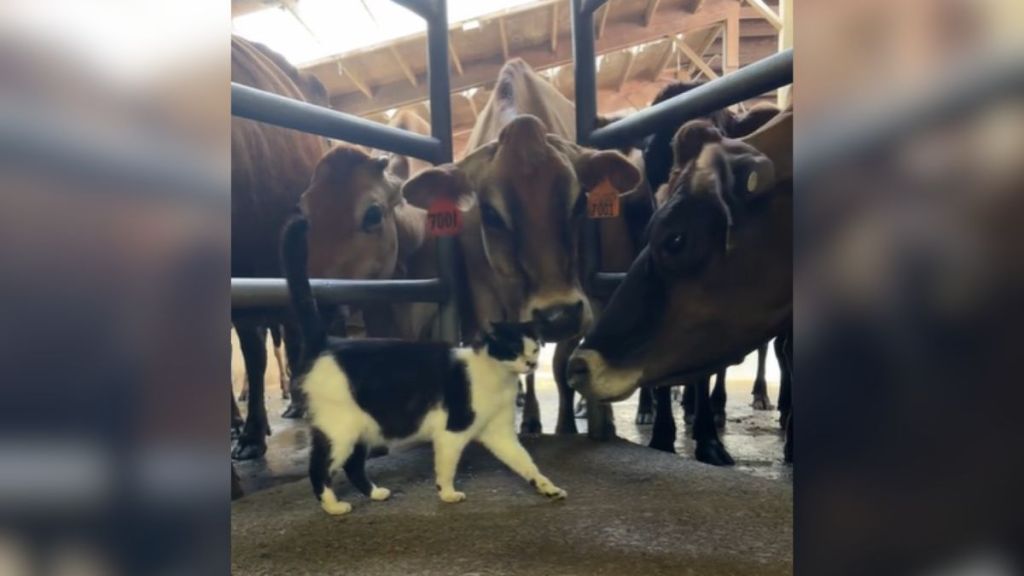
[681,383,695,425]
[635,387,654,425]
[231,464,243,501]
[585,400,616,441]
[693,375,734,466]
[553,340,578,434]
[232,321,269,460]
[519,374,542,435]
[574,396,588,419]
[269,324,290,399]
[238,378,249,402]
[712,369,727,429]
[778,330,794,463]
[752,342,774,410]
[231,389,243,438]
[516,379,525,407]
[648,387,677,452]
[776,334,792,430]
[281,320,306,419]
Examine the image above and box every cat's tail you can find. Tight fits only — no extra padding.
[281,215,326,358]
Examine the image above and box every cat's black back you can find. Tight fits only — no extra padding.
[324,338,475,438]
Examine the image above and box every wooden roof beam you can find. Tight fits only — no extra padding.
[498,17,510,61]
[331,0,741,115]
[742,0,783,30]
[550,2,559,53]
[449,33,464,76]
[643,0,662,27]
[675,38,719,80]
[617,50,637,91]
[650,40,675,81]
[597,1,612,40]
[389,45,418,87]
[336,61,374,99]
[724,4,740,74]
[688,23,723,75]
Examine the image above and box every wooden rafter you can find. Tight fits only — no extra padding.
[463,93,479,119]
[550,2,559,53]
[618,50,636,91]
[449,33,464,76]
[337,61,374,99]
[742,0,783,30]
[643,0,662,27]
[675,39,719,79]
[597,1,612,40]
[724,4,740,74]
[651,39,676,81]
[498,17,510,61]
[389,45,418,87]
[688,23,723,75]
[280,0,318,39]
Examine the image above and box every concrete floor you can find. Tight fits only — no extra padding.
[232,336,792,575]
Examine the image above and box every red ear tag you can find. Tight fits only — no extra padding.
[427,196,462,237]
[587,179,621,219]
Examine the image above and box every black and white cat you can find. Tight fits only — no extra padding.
[282,216,567,515]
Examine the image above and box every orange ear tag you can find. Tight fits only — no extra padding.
[426,196,462,237]
[587,179,621,219]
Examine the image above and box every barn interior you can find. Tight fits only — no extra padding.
[230,0,793,574]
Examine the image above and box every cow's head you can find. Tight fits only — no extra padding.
[569,116,791,401]
[403,114,640,341]
[301,144,404,280]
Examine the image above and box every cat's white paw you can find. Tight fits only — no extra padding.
[321,491,353,515]
[533,479,568,500]
[439,490,466,503]
[370,487,391,501]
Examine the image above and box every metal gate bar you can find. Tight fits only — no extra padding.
[230,0,460,343]
[571,0,793,295]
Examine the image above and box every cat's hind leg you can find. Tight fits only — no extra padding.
[343,443,390,502]
[433,432,470,503]
[309,428,356,515]
[479,419,567,500]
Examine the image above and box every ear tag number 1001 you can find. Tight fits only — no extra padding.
[427,196,462,237]
[587,179,620,219]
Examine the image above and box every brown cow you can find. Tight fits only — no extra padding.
[401,59,642,437]
[231,37,408,458]
[568,108,793,463]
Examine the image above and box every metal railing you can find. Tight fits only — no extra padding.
[230,0,461,343]
[571,0,794,296]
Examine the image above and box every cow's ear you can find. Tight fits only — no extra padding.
[387,153,410,181]
[672,119,723,167]
[575,149,641,194]
[731,152,775,199]
[402,164,476,212]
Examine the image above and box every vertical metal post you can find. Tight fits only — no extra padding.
[572,0,604,296]
[422,0,461,344]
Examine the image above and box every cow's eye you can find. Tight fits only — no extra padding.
[481,203,506,229]
[361,204,384,231]
[663,233,685,255]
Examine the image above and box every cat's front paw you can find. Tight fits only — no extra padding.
[320,491,353,515]
[438,490,466,503]
[370,487,391,501]
[532,478,568,500]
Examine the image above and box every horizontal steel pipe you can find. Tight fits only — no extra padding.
[231,278,446,309]
[231,83,442,163]
[587,49,794,149]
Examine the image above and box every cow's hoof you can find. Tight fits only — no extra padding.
[281,402,305,419]
[515,392,526,408]
[520,419,542,435]
[555,421,578,435]
[635,411,654,425]
[752,392,774,411]
[574,398,588,419]
[695,440,734,466]
[231,435,267,461]
[368,446,389,459]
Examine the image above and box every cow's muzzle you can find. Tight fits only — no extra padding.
[532,301,585,341]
